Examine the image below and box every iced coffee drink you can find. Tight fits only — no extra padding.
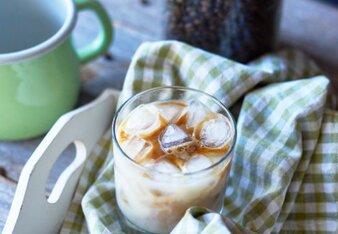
[113,87,235,234]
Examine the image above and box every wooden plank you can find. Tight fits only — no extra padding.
[0,177,16,231]
[0,138,76,193]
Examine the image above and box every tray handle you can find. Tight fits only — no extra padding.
[3,89,120,234]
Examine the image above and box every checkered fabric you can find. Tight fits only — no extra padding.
[60,41,338,234]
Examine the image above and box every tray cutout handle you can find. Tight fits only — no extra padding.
[3,89,120,234]
[47,140,87,204]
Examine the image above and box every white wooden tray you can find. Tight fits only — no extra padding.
[3,89,120,234]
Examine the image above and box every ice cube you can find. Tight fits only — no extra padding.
[121,136,153,162]
[152,160,181,173]
[166,154,186,169]
[124,104,163,137]
[183,154,212,173]
[200,115,231,148]
[186,100,210,129]
[155,102,187,123]
[159,124,192,153]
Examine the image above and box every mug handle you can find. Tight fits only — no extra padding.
[74,0,113,64]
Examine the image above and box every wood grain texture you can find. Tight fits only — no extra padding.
[0,0,337,230]
[0,177,15,229]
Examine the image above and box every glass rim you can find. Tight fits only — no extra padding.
[112,86,237,176]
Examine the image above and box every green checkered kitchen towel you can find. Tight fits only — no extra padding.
[60,41,338,234]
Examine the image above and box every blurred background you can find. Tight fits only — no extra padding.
[322,0,338,5]
[72,0,338,97]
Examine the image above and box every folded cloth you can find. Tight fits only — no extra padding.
[60,41,338,234]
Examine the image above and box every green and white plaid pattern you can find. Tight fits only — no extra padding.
[60,41,338,234]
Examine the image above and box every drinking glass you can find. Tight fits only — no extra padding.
[112,87,236,234]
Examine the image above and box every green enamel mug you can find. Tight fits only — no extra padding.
[0,0,113,140]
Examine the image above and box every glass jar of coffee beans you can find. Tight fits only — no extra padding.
[165,0,282,63]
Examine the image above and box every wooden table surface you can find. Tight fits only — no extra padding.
[0,0,337,230]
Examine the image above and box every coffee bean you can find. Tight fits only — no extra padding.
[164,0,282,63]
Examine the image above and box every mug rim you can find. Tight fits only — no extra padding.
[0,0,77,65]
